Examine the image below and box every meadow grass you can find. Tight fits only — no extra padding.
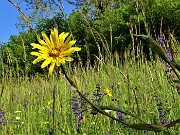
[0,58,179,135]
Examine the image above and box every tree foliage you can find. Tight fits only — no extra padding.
[0,31,39,76]
[1,0,180,76]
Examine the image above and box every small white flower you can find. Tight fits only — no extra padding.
[16,116,20,120]
[105,110,112,113]
[15,111,22,113]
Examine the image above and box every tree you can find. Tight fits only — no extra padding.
[0,30,41,76]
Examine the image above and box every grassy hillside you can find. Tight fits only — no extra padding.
[0,58,179,134]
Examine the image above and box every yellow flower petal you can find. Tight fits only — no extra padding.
[50,35,55,48]
[59,32,69,44]
[56,58,66,66]
[107,93,112,97]
[49,62,55,76]
[56,61,61,66]
[30,28,81,76]
[41,58,52,68]
[64,34,72,45]
[31,43,46,51]
[31,52,41,56]
[32,56,44,64]
[50,28,59,48]
[63,47,81,55]
[42,32,51,46]
[64,57,74,61]
[51,28,59,44]
[104,88,112,97]
[37,36,46,45]
[66,40,76,48]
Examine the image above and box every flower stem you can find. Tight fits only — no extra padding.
[60,65,129,126]
[52,85,56,134]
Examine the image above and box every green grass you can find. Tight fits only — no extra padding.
[0,58,179,135]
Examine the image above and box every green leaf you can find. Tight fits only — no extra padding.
[98,105,147,123]
[134,34,180,80]
[128,123,166,132]
[171,60,180,72]
[90,107,98,115]
[134,34,169,62]
[172,80,180,83]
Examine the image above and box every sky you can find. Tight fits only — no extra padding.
[0,0,74,43]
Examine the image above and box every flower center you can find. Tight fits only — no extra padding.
[49,49,60,57]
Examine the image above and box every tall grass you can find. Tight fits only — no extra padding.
[1,1,179,134]
[0,57,179,134]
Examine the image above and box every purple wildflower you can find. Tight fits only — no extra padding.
[165,48,174,79]
[116,111,126,127]
[144,130,148,134]
[156,101,167,125]
[48,128,53,135]
[92,86,103,106]
[71,94,87,132]
[0,111,5,117]
[166,48,172,60]
[158,36,175,79]
[0,120,5,125]
[158,36,165,48]
[0,109,6,130]
[165,63,171,71]
[116,112,124,121]
[50,109,54,116]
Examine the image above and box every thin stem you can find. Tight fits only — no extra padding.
[60,65,129,126]
[98,105,148,124]
[7,0,37,35]
[132,87,140,116]
[52,85,56,134]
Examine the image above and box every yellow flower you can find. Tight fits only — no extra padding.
[31,27,81,76]
[104,88,112,97]
[48,99,53,105]
[40,121,49,125]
